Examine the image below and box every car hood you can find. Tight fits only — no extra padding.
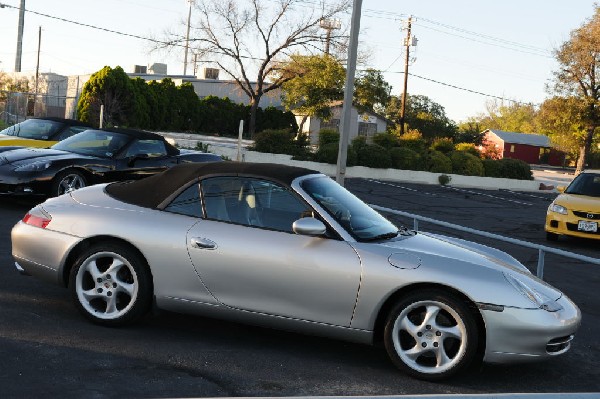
[352,231,562,304]
[373,232,528,274]
[555,193,600,212]
[0,147,85,165]
[0,135,49,147]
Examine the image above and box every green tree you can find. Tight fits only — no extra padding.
[536,96,588,164]
[77,66,134,127]
[550,5,600,172]
[279,54,345,133]
[472,100,538,133]
[385,94,457,140]
[354,68,391,113]
[456,118,485,145]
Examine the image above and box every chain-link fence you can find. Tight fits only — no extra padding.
[0,90,78,125]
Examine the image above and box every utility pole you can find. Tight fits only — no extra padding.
[335,0,362,186]
[33,25,40,117]
[320,18,341,55]
[183,0,194,75]
[34,26,41,97]
[399,16,417,135]
[14,0,25,72]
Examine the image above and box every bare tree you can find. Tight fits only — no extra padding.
[168,0,351,136]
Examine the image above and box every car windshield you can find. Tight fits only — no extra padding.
[0,119,63,139]
[301,176,399,241]
[565,172,600,197]
[51,130,130,158]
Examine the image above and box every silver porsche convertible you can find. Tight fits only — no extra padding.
[11,162,580,380]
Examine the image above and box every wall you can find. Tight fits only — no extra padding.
[504,143,541,164]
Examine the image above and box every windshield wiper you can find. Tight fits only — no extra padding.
[364,230,400,242]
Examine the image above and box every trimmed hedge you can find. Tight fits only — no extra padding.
[429,137,454,154]
[496,158,533,180]
[450,151,484,176]
[356,144,392,169]
[390,147,422,170]
[252,129,309,157]
[318,129,340,147]
[426,151,452,173]
[315,142,357,166]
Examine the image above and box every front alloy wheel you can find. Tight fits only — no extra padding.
[69,243,152,326]
[384,289,479,380]
[54,170,87,196]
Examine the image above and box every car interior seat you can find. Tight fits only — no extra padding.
[203,184,230,222]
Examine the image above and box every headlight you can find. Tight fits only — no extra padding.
[14,161,52,172]
[548,202,567,215]
[503,273,562,312]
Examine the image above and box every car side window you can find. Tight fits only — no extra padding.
[56,126,89,141]
[200,177,311,232]
[164,183,203,217]
[125,139,168,158]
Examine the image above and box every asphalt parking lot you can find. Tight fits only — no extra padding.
[0,179,599,398]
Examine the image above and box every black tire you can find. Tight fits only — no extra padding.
[383,289,479,381]
[52,169,87,197]
[546,231,559,241]
[69,242,152,327]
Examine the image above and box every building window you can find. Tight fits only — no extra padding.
[320,118,340,132]
[358,122,377,138]
[510,144,515,153]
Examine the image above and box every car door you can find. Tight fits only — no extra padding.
[116,138,178,180]
[185,176,362,327]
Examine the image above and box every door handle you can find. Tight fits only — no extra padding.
[191,237,217,250]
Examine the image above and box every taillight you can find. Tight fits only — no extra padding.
[22,208,51,228]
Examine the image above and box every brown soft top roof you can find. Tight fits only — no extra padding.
[105,161,321,209]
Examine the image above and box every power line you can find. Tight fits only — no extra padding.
[0,2,183,48]
[0,1,538,105]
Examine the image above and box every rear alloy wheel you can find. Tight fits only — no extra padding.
[69,243,152,326]
[53,169,87,196]
[384,289,479,380]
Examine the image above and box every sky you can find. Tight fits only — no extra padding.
[0,0,597,123]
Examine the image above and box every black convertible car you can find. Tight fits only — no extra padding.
[0,128,221,197]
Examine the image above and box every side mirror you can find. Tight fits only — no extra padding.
[127,153,149,167]
[292,217,326,237]
[557,185,566,193]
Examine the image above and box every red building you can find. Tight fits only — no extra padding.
[483,129,565,166]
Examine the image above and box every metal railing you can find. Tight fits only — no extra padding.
[371,204,600,280]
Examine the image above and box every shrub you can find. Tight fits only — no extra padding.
[426,151,452,173]
[482,159,502,177]
[252,129,297,155]
[482,158,534,180]
[350,135,368,152]
[355,144,392,169]
[454,142,481,157]
[318,129,340,147]
[450,151,484,176]
[390,147,422,170]
[373,132,400,148]
[497,158,533,180]
[430,137,454,154]
[438,174,451,185]
[398,129,427,153]
[314,142,357,166]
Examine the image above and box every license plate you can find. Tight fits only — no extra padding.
[578,220,598,232]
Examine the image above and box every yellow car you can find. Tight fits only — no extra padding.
[545,169,600,241]
[0,117,93,148]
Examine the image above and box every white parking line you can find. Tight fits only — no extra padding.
[366,179,533,206]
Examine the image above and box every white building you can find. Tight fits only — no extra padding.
[296,101,390,144]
